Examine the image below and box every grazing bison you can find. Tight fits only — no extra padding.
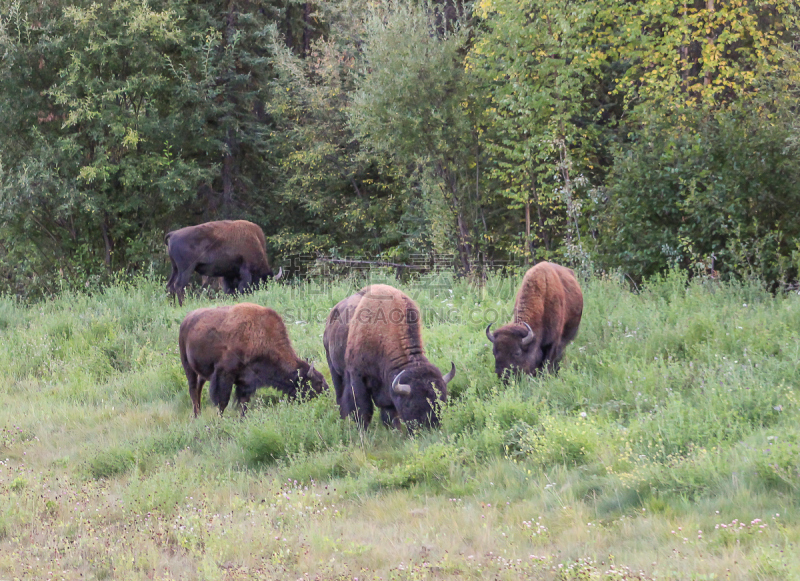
[324,284,455,429]
[179,303,327,417]
[165,220,282,306]
[486,261,583,379]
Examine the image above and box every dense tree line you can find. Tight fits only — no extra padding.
[0,0,798,296]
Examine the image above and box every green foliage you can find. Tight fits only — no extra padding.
[239,391,358,467]
[350,0,486,269]
[243,425,285,466]
[469,0,603,263]
[599,102,800,283]
[598,0,800,115]
[375,441,465,489]
[2,0,800,292]
[755,432,800,492]
[0,1,208,294]
[507,415,601,469]
[267,0,405,257]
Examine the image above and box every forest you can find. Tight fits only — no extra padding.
[1,0,799,296]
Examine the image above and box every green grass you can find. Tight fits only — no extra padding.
[0,269,799,579]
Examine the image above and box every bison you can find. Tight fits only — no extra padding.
[165,220,282,306]
[323,284,454,430]
[179,302,327,417]
[486,261,583,379]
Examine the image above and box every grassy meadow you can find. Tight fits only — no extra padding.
[0,270,799,580]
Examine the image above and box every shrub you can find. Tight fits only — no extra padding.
[600,103,800,286]
[242,425,285,466]
[506,414,601,469]
[754,435,800,492]
[376,441,465,489]
[89,447,136,479]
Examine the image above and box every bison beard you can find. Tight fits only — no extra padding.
[165,220,282,306]
[178,303,326,416]
[324,285,455,430]
[486,261,583,379]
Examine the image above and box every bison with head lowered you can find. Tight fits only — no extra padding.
[179,303,326,416]
[486,261,583,379]
[165,220,282,305]
[324,284,454,430]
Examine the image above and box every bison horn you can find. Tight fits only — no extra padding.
[442,362,455,385]
[391,370,412,396]
[274,267,283,281]
[307,362,315,375]
[521,322,535,347]
[485,323,496,343]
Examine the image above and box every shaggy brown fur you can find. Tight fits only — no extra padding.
[323,289,367,405]
[166,220,277,305]
[327,284,454,429]
[487,261,583,379]
[179,303,327,417]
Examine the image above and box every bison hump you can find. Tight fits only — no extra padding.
[346,285,425,370]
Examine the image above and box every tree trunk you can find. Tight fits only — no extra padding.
[704,0,714,87]
[222,129,235,215]
[525,200,532,265]
[285,2,294,51]
[456,209,472,274]
[221,1,239,216]
[680,1,689,89]
[100,213,113,270]
[302,2,311,58]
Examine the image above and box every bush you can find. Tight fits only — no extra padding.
[89,447,136,479]
[600,103,800,285]
[754,434,800,492]
[506,414,601,469]
[242,425,285,466]
[376,441,465,489]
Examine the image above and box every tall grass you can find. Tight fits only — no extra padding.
[0,270,798,579]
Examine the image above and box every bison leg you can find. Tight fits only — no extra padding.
[237,391,252,417]
[544,342,568,374]
[339,372,374,428]
[184,368,204,418]
[167,256,179,300]
[380,407,402,429]
[189,377,206,417]
[237,265,253,294]
[181,345,204,417]
[222,276,238,295]
[327,354,345,405]
[209,369,235,415]
[173,268,195,307]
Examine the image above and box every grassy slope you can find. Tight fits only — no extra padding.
[0,270,798,580]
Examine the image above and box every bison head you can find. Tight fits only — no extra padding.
[390,362,454,428]
[256,266,283,286]
[295,361,328,398]
[485,322,541,380]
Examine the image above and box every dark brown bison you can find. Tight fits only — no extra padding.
[165,220,282,306]
[486,261,583,379]
[323,284,455,429]
[179,303,326,417]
